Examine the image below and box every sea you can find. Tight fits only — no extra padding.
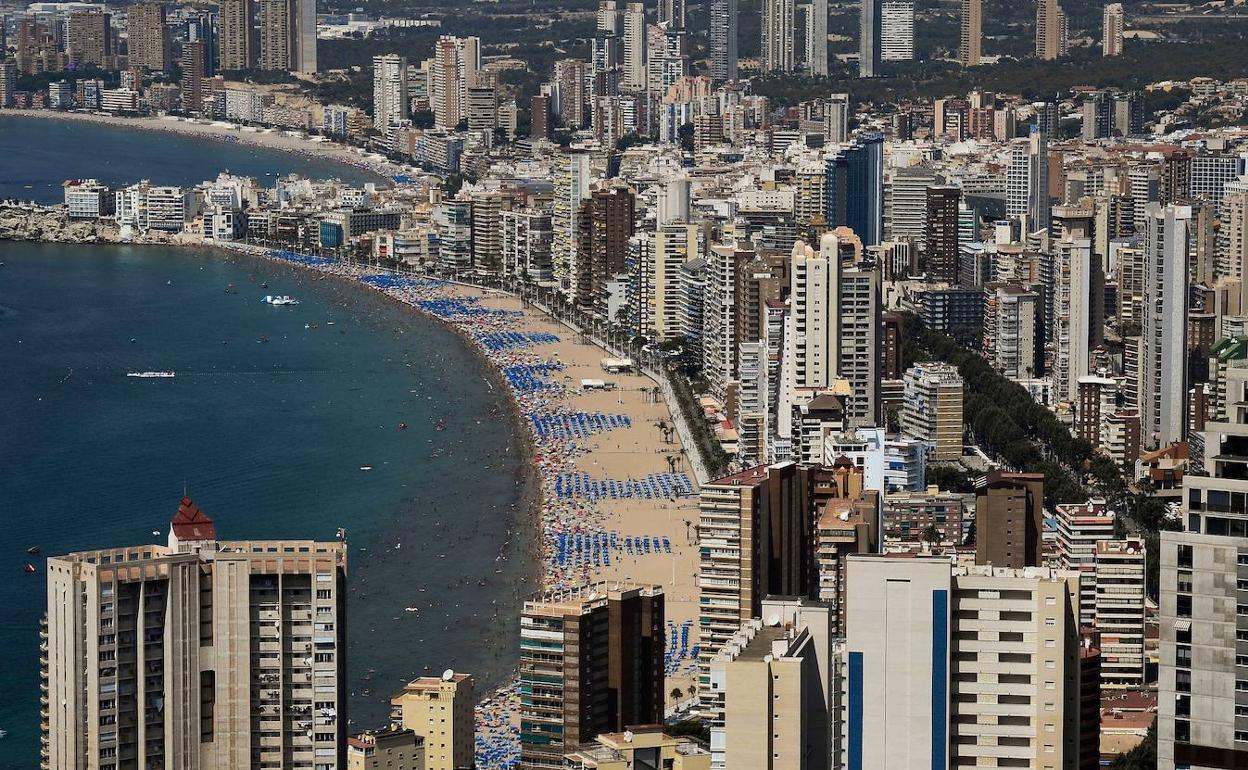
[0,117,535,768]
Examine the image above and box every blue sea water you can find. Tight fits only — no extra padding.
[0,120,534,767]
[0,114,381,204]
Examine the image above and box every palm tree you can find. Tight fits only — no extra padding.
[670,687,683,702]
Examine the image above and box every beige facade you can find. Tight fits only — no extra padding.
[41,498,347,770]
[390,674,475,770]
[901,361,964,461]
[347,729,425,770]
[844,557,1085,770]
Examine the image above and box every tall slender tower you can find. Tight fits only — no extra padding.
[1036,0,1067,60]
[258,0,292,70]
[761,0,796,72]
[622,2,647,90]
[858,0,880,77]
[807,0,828,75]
[1102,2,1124,57]
[959,0,981,65]
[372,53,408,128]
[710,0,739,80]
[1140,203,1190,449]
[293,0,316,72]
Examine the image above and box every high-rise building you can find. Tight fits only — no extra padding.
[958,0,981,65]
[519,583,664,770]
[1055,498,1116,624]
[390,674,475,770]
[0,61,17,108]
[825,133,885,246]
[975,471,1045,569]
[900,361,963,460]
[552,151,592,296]
[187,11,220,76]
[879,1,914,61]
[1036,0,1068,60]
[1094,538,1147,688]
[42,499,348,769]
[806,0,828,75]
[1102,2,1124,57]
[858,0,881,77]
[659,0,686,27]
[709,0,739,80]
[1053,236,1099,402]
[761,0,796,72]
[845,558,1083,770]
[219,0,256,70]
[180,39,207,112]
[529,94,551,140]
[430,36,481,130]
[984,283,1042,380]
[1160,360,1248,768]
[372,54,409,129]
[622,2,647,90]
[553,59,588,128]
[924,186,960,283]
[258,0,293,70]
[292,0,316,73]
[778,233,880,435]
[696,462,830,694]
[1006,127,1051,233]
[575,184,636,314]
[67,10,112,67]
[127,3,170,71]
[1140,203,1191,448]
[1218,177,1248,307]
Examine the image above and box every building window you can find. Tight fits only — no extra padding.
[1176,720,1190,744]
[1178,545,1193,568]
[1177,595,1192,618]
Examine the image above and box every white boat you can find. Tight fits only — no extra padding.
[127,371,176,378]
[261,294,300,306]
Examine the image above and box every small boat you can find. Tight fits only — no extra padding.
[359,465,373,471]
[435,419,446,432]
[26,546,39,555]
[258,336,269,344]
[225,283,236,294]
[23,564,36,574]
[398,422,408,430]
[261,295,300,306]
[127,371,175,378]
[261,282,269,289]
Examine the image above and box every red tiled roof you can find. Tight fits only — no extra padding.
[171,497,216,541]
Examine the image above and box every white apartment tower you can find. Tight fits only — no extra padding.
[879,1,914,62]
[372,53,408,129]
[1140,203,1191,448]
[709,0,739,80]
[622,3,647,91]
[761,0,795,72]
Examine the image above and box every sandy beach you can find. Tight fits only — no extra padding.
[206,247,704,768]
[4,108,413,180]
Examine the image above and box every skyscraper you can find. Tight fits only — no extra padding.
[42,499,348,769]
[659,0,686,28]
[806,0,828,75]
[924,186,960,283]
[761,0,796,72]
[66,10,112,67]
[825,133,884,247]
[622,2,647,90]
[127,3,170,71]
[258,0,292,70]
[218,0,256,70]
[901,362,963,461]
[1006,127,1051,233]
[1102,2,1124,56]
[958,0,981,65]
[1140,203,1191,448]
[519,583,664,770]
[710,0,739,80]
[859,0,881,77]
[372,53,409,129]
[845,558,1084,770]
[1036,0,1068,60]
[292,0,316,72]
[879,0,914,61]
[575,184,636,314]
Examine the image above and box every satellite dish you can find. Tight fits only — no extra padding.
[623,731,634,743]
[767,614,781,627]
[442,669,455,681]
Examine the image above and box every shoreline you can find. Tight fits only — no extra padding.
[1,109,411,182]
[3,218,704,766]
